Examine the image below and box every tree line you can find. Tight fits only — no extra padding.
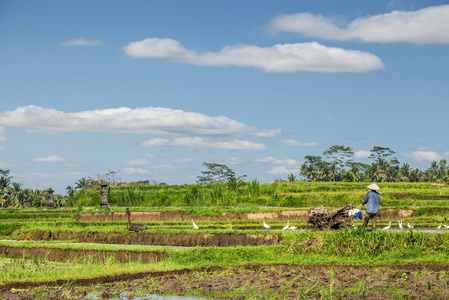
[0,169,68,208]
[298,145,449,183]
[2,146,448,208]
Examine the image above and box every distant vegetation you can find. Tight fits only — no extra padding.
[1,144,449,208]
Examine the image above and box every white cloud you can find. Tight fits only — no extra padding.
[279,139,320,147]
[225,157,244,165]
[255,157,300,166]
[354,150,371,158]
[124,167,150,175]
[268,5,449,44]
[0,126,6,142]
[253,129,283,138]
[402,149,443,162]
[0,161,10,168]
[60,38,104,47]
[123,38,384,73]
[268,166,298,174]
[0,105,275,138]
[150,164,177,169]
[142,137,266,150]
[172,157,193,164]
[32,155,67,163]
[124,158,149,166]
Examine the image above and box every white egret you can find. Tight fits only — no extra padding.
[444,225,449,229]
[289,226,297,230]
[398,220,403,230]
[263,220,270,229]
[407,223,413,230]
[437,223,442,231]
[382,221,392,230]
[192,219,199,230]
[282,220,290,231]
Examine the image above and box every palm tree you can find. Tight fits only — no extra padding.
[367,164,384,182]
[400,163,411,180]
[300,163,317,181]
[384,166,398,182]
[10,182,23,207]
[408,168,421,182]
[328,163,340,182]
[348,162,365,182]
[75,177,95,190]
[0,169,12,208]
[287,173,297,182]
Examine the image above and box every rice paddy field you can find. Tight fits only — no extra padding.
[2,182,449,299]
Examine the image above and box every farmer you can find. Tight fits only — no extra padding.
[361,183,380,230]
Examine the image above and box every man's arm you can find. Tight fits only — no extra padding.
[361,193,369,205]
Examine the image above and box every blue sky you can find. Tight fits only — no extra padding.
[1,0,448,194]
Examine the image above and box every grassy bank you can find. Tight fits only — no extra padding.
[71,181,449,208]
[1,229,449,284]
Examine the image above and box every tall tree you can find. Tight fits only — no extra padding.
[323,145,354,181]
[347,162,368,182]
[409,168,421,182]
[0,169,12,208]
[369,146,399,167]
[400,163,411,181]
[197,162,236,185]
[300,156,323,181]
[10,182,23,207]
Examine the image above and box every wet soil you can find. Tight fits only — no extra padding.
[2,263,449,299]
[14,230,283,247]
[0,246,166,264]
[78,209,414,222]
[77,210,310,222]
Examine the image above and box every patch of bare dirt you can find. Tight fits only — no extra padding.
[376,209,415,220]
[2,264,449,299]
[14,230,283,247]
[77,210,311,222]
[77,209,416,224]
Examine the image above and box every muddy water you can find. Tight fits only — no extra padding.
[89,293,207,299]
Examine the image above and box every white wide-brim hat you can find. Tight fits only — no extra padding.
[367,183,380,190]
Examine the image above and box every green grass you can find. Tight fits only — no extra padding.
[2,181,449,288]
[2,229,449,284]
[67,181,449,208]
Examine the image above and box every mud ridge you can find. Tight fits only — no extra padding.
[14,230,283,247]
[78,209,415,222]
[0,246,166,263]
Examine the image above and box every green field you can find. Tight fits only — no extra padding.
[1,181,449,299]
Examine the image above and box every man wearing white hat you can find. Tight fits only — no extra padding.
[361,183,381,230]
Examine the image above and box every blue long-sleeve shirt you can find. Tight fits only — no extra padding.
[362,191,380,214]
